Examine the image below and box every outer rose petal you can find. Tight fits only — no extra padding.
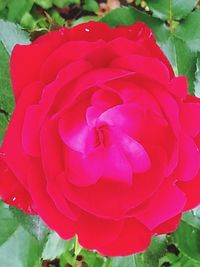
[153,215,181,235]
[175,134,200,181]
[133,178,186,230]
[68,21,112,41]
[28,159,75,239]
[0,159,34,214]
[110,55,170,84]
[96,218,151,256]
[11,30,67,101]
[115,22,154,42]
[177,171,200,211]
[170,76,188,99]
[76,213,123,249]
[40,40,104,83]
[180,102,200,137]
[1,81,43,187]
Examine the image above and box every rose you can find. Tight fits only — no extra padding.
[1,21,200,256]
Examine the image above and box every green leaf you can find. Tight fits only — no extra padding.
[20,12,36,30]
[51,11,66,26]
[0,202,43,266]
[0,114,8,143]
[160,35,196,94]
[146,0,198,21]
[0,20,30,143]
[34,0,53,9]
[83,0,99,12]
[172,254,200,267]
[173,213,200,262]
[7,0,34,23]
[0,42,14,143]
[111,255,136,267]
[0,0,7,11]
[182,211,200,230]
[80,249,107,267]
[60,250,76,267]
[10,207,48,241]
[132,236,168,267]
[53,0,80,8]
[0,19,30,55]
[0,226,43,267]
[0,201,18,246]
[72,15,99,26]
[175,9,200,52]
[42,232,72,261]
[194,53,200,97]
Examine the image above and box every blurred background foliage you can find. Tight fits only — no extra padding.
[0,0,150,32]
[1,0,200,267]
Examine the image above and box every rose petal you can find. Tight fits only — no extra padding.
[28,160,75,239]
[175,134,200,181]
[153,215,181,235]
[76,212,123,249]
[0,158,34,214]
[64,147,103,187]
[180,102,200,137]
[1,81,43,186]
[97,218,151,256]
[177,170,200,211]
[170,76,188,99]
[110,55,170,84]
[11,31,66,101]
[134,179,186,230]
[108,127,151,173]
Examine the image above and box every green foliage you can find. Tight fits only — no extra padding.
[0,201,45,267]
[175,9,200,52]
[194,53,200,97]
[0,20,29,143]
[7,0,34,22]
[146,0,198,21]
[136,236,168,267]
[0,226,43,267]
[83,0,99,12]
[10,207,48,241]
[0,42,14,143]
[173,212,200,262]
[42,232,73,260]
[34,0,53,9]
[0,19,30,54]
[111,255,137,267]
[160,35,197,93]
[0,202,18,246]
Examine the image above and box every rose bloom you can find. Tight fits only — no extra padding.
[1,21,200,256]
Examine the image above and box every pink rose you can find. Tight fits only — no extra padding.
[1,21,200,256]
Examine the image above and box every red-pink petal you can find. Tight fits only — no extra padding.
[170,76,188,99]
[175,134,200,181]
[11,31,66,101]
[97,218,151,256]
[134,179,186,230]
[110,55,170,84]
[28,160,75,239]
